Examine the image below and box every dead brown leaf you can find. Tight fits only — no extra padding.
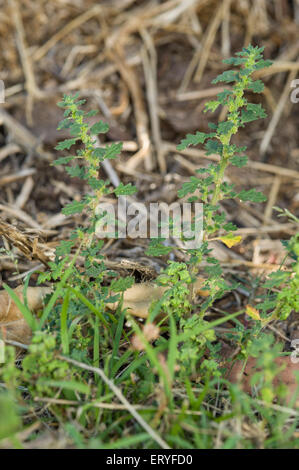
[0,285,51,344]
[107,276,208,319]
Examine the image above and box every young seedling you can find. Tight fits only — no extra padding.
[157,46,273,314]
[38,94,136,330]
[146,45,275,372]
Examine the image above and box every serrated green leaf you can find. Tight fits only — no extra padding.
[57,100,67,108]
[65,165,86,179]
[248,80,264,93]
[236,45,264,59]
[146,240,173,256]
[217,89,233,104]
[212,70,238,84]
[85,110,98,117]
[255,59,273,70]
[52,156,76,166]
[256,299,276,313]
[204,264,222,277]
[178,177,200,198]
[204,139,223,155]
[241,103,267,123]
[223,57,246,66]
[217,121,234,135]
[62,200,86,215]
[63,108,71,117]
[74,99,86,107]
[55,138,78,151]
[90,121,109,135]
[103,142,123,160]
[177,131,209,150]
[87,177,106,190]
[223,222,238,232]
[238,188,267,203]
[55,240,74,256]
[69,123,83,137]
[204,100,220,113]
[115,183,137,196]
[230,154,248,167]
[92,147,106,159]
[263,271,290,289]
[240,67,254,78]
[234,145,247,154]
[57,118,73,130]
[110,276,135,293]
[187,196,199,203]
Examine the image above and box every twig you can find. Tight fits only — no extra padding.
[9,0,45,124]
[194,0,228,83]
[0,144,21,163]
[260,69,297,156]
[141,28,166,173]
[0,216,52,267]
[108,49,152,171]
[0,169,36,187]
[263,176,281,225]
[32,5,103,62]
[0,108,52,161]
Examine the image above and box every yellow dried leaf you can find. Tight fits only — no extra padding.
[219,235,242,248]
[246,305,261,321]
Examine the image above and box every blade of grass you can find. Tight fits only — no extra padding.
[148,288,172,323]
[110,295,125,377]
[22,273,32,311]
[39,247,81,328]
[167,314,178,382]
[3,283,38,331]
[113,350,142,381]
[38,379,90,395]
[69,287,110,328]
[60,288,70,355]
[93,314,99,368]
